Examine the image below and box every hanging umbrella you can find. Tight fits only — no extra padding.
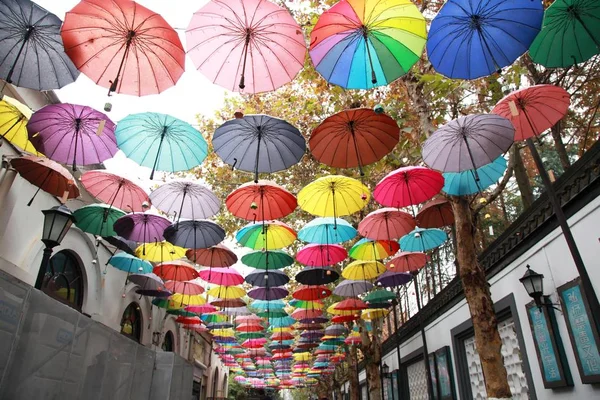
[237,323,265,333]
[135,241,186,262]
[165,281,205,296]
[11,156,79,206]
[334,299,368,311]
[213,114,305,182]
[376,271,412,288]
[27,104,117,171]
[246,270,290,287]
[296,244,347,267]
[297,218,357,244]
[358,208,416,241]
[81,171,150,213]
[186,0,305,93]
[309,109,399,175]
[442,156,507,196]
[529,0,600,68]
[199,267,244,286]
[348,239,399,261]
[386,252,428,273]
[186,304,217,314]
[292,285,332,301]
[327,303,358,317]
[114,213,171,246]
[289,299,323,310]
[361,308,389,320]
[171,293,207,307]
[115,112,208,180]
[324,325,348,336]
[0,0,78,91]
[342,260,386,280]
[61,0,184,96]
[73,204,125,236]
[227,180,297,221]
[103,236,137,256]
[309,0,427,89]
[252,299,286,311]
[236,221,297,250]
[364,289,396,304]
[0,96,40,154]
[150,180,220,221]
[294,267,339,285]
[186,244,237,267]
[207,285,246,299]
[212,298,247,308]
[248,287,289,301]
[416,198,455,229]
[153,260,199,282]
[128,273,171,297]
[373,167,444,210]
[427,0,543,79]
[291,309,323,321]
[108,253,152,274]
[332,279,373,297]
[241,250,294,270]
[399,228,447,252]
[163,220,226,249]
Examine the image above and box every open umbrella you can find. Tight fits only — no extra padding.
[293,285,332,301]
[416,198,455,229]
[334,299,368,311]
[171,293,207,307]
[81,171,150,213]
[386,252,428,273]
[246,270,290,287]
[135,241,186,263]
[199,267,244,286]
[295,267,339,285]
[364,289,396,305]
[114,213,171,245]
[376,270,412,288]
[296,244,347,267]
[109,253,152,274]
[103,236,137,256]
[227,180,297,221]
[309,109,399,175]
[115,112,208,180]
[248,286,289,301]
[0,96,40,154]
[213,114,305,182]
[128,273,171,297]
[332,280,373,297]
[150,180,220,221]
[165,281,205,296]
[163,220,225,249]
[297,218,357,244]
[0,0,78,91]
[186,0,305,93]
[208,285,246,299]
[187,244,237,267]
[342,260,386,280]
[61,0,184,96]
[241,250,294,270]
[399,228,447,252]
[373,166,444,210]
[442,156,507,196]
[359,208,416,241]
[427,0,543,79]
[236,221,297,250]
[154,260,199,282]
[348,239,399,261]
[73,204,125,236]
[309,0,427,89]
[529,0,600,68]
[27,104,117,171]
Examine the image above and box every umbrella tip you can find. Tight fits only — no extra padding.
[234,110,244,119]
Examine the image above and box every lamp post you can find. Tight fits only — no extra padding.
[34,205,76,289]
[381,363,393,400]
[519,265,561,311]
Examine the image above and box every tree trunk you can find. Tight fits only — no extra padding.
[334,386,343,400]
[512,146,534,209]
[550,123,571,171]
[450,196,512,399]
[348,346,361,400]
[360,319,382,400]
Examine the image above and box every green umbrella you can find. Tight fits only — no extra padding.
[241,250,294,270]
[364,289,397,304]
[529,0,600,68]
[257,310,288,318]
[322,338,345,346]
[73,204,125,236]
[237,332,266,339]
[167,309,197,317]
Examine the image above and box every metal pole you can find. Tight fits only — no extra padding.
[391,298,402,400]
[34,247,53,289]
[413,274,434,399]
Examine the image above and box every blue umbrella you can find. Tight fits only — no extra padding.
[108,253,152,274]
[163,220,225,249]
[252,300,286,310]
[115,112,208,180]
[443,156,507,196]
[400,228,447,252]
[269,316,295,328]
[297,217,357,244]
[427,0,543,79]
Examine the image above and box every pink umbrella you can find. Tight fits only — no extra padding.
[291,309,323,321]
[242,338,268,348]
[198,267,244,286]
[386,252,428,273]
[358,208,416,240]
[296,244,348,267]
[185,304,217,314]
[186,0,305,94]
[236,315,263,324]
[165,280,205,295]
[82,171,150,212]
[373,166,444,212]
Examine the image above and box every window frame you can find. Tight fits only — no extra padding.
[41,250,84,312]
[120,302,143,343]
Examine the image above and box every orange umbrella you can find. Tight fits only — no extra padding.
[154,260,199,281]
[416,198,454,229]
[226,180,297,221]
[386,252,428,273]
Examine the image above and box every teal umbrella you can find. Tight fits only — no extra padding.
[297,217,357,244]
[252,299,286,310]
[399,228,447,252]
[269,316,295,328]
[73,203,125,236]
[241,250,294,270]
[108,253,152,274]
[442,156,507,196]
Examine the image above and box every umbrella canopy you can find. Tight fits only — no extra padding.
[248,287,289,301]
[291,309,323,321]
[335,299,368,311]
[358,208,416,241]
[150,180,220,221]
[246,270,290,287]
[333,279,373,297]
[207,285,246,299]
[296,244,348,267]
[186,304,217,314]
[199,267,244,285]
[103,236,137,255]
[364,289,396,304]
[73,204,125,236]
[289,299,323,310]
[165,281,205,296]
[362,308,389,320]
[342,260,386,280]
[294,267,339,285]
[399,228,447,252]
[27,104,117,170]
[442,156,507,196]
[427,0,543,79]
[186,0,305,93]
[187,244,237,267]
[135,241,186,262]
[236,221,297,250]
[81,171,150,213]
[298,176,370,222]
[171,293,207,307]
[61,0,184,96]
[114,213,171,244]
[324,325,348,336]
[416,198,454,229]
[373,167,444,209]
[153,260,199,281]
[241,250,294,270]
[128,273,170,297]
[349,239,399,261]
[212,298,247,308]
[115,112,208,180]
[164,220,225,249]
[108,253,152,274]
[376,270,412,288]
[293,285,332,301]
[309,109,399,175]
[309,0,427,89]
[529,0,600,68]
[297,218,357,244]
[386,252,428,273]
[0,0,78,91]
[213,114,305,182]
[227,180,297,221]
[0,96,41,154]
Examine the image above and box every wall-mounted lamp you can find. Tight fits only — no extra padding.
[519,265,560,311]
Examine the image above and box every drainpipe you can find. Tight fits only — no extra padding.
[0,159,17,239]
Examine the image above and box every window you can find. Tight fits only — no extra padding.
[41,250,84,311]
[162,330,174,351]
[121,302,142,342]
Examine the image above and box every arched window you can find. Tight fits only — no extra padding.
[120,303,142,342]
[41,250,84,311]
[162,330,174,351]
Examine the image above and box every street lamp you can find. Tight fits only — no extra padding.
[382,363,390,376]
[34,205,76,289]
[380,363,393,400]
[519,265,560,311]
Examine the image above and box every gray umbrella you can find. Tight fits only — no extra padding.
[422,114,514,174]
[245,269,290,287]
[332,279,373,297]
[324,324,348,336]
[212,114,306,182]
[149,180,220,222]
[0,0,79,92]
[163,220,225,249]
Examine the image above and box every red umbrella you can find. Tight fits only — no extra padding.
[176,316,202,325]
[296,244,347,267]
[386,252,428,273]
[186,244,237,267]
[416,198,454,229]
[236,323,264,332]
[292,285,332,301]
[185,304,217,314]
[154,260,199,281]
[271,332,294,341]
[373,166,444,210]
[291,309,323,321]
[61,0,185,97]
[81,171,150,212]
[331,315,358,323]
[226,180,297,221]
[309,108,399,176]
[164,281,205,295]
[358,208,416,240]
[198,267,244,286]
[242,338,267,349]
[334,298,368,311]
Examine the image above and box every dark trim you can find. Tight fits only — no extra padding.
[399,348,425,399]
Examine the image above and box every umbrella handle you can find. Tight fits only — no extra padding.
[107,32,135,97]
[2,28,32,90]
[238,34,251,90]
[150,127,168,180]
[27,169,53,207]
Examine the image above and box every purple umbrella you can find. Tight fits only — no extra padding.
[114,213,171,254]
[248,286,289,300]
[27,103,117,171]
[376,271,412,288]
[299,317,329,324]
[332,279,373,297]
[128,273,172,297]
[324,324,347,336]
[149,180,221,222]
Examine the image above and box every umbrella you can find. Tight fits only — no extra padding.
[171,293,207,307]
[11,156,79,206]
[150,180,220,221]
[324,325,348,336]
[246,270,290,287]
[399,228,447,252]
[309,109,399,175]
[376,271,412,288]
[61,0,184,96]
[309,0,427,89]
[153,260,199,281]
[416,198,455,229]
[298,176,370,222]
[114,213,171,246]
[293,285,332,301]
[108,253,152,274]
[207,285,246,299]
[212,298,247,308]
[241,250,294,270]
[186,304,217,314]
[296,244,347,267]
[237,323,265,333]
[362,308,389,320]
[427,0,543,79]
[0,96,40,154]
[297,218,357,244]
[364,289,396,304]
[358,208,416,241]
[27,104,117,170]
[103,236,137,256]
[373,167,444,210]
[73,204,125,236]
[294,267,339,285]
[199,267,244,286]
[213,114,305,182]
[442,156,507,196]
[529,0,600,68]
[289,299,323,310]
[292,309,322,321]
[187,244,237,267]
[342,260,386,280]
[186,0,305,93]
[386,252,428,273]
[135,241,186,262]
[128,273,171,297]
[163,220,226,249]
[236,221,297,250]
[81,171,150,213]
[334,299,368,311]
[248,287,289,301]
[227,180,297,221]
[165,281,205,296]
[332,280,373,297]
[348,239,399,261]
[115,112,208,180]
[0,0,78,91]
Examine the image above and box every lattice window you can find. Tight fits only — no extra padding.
[406,360,429,400]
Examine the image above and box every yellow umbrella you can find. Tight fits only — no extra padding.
[135,241,186,262]
[293,352,312,361]
[270,326,292,333]
[361,308,389,320]
[0,96,42,155]
[170,293,207,307]
[236,220,297,250]
[342,260,386,280]
[211,328,235,337]
[298,175,370,219]
[207,285,246,299]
